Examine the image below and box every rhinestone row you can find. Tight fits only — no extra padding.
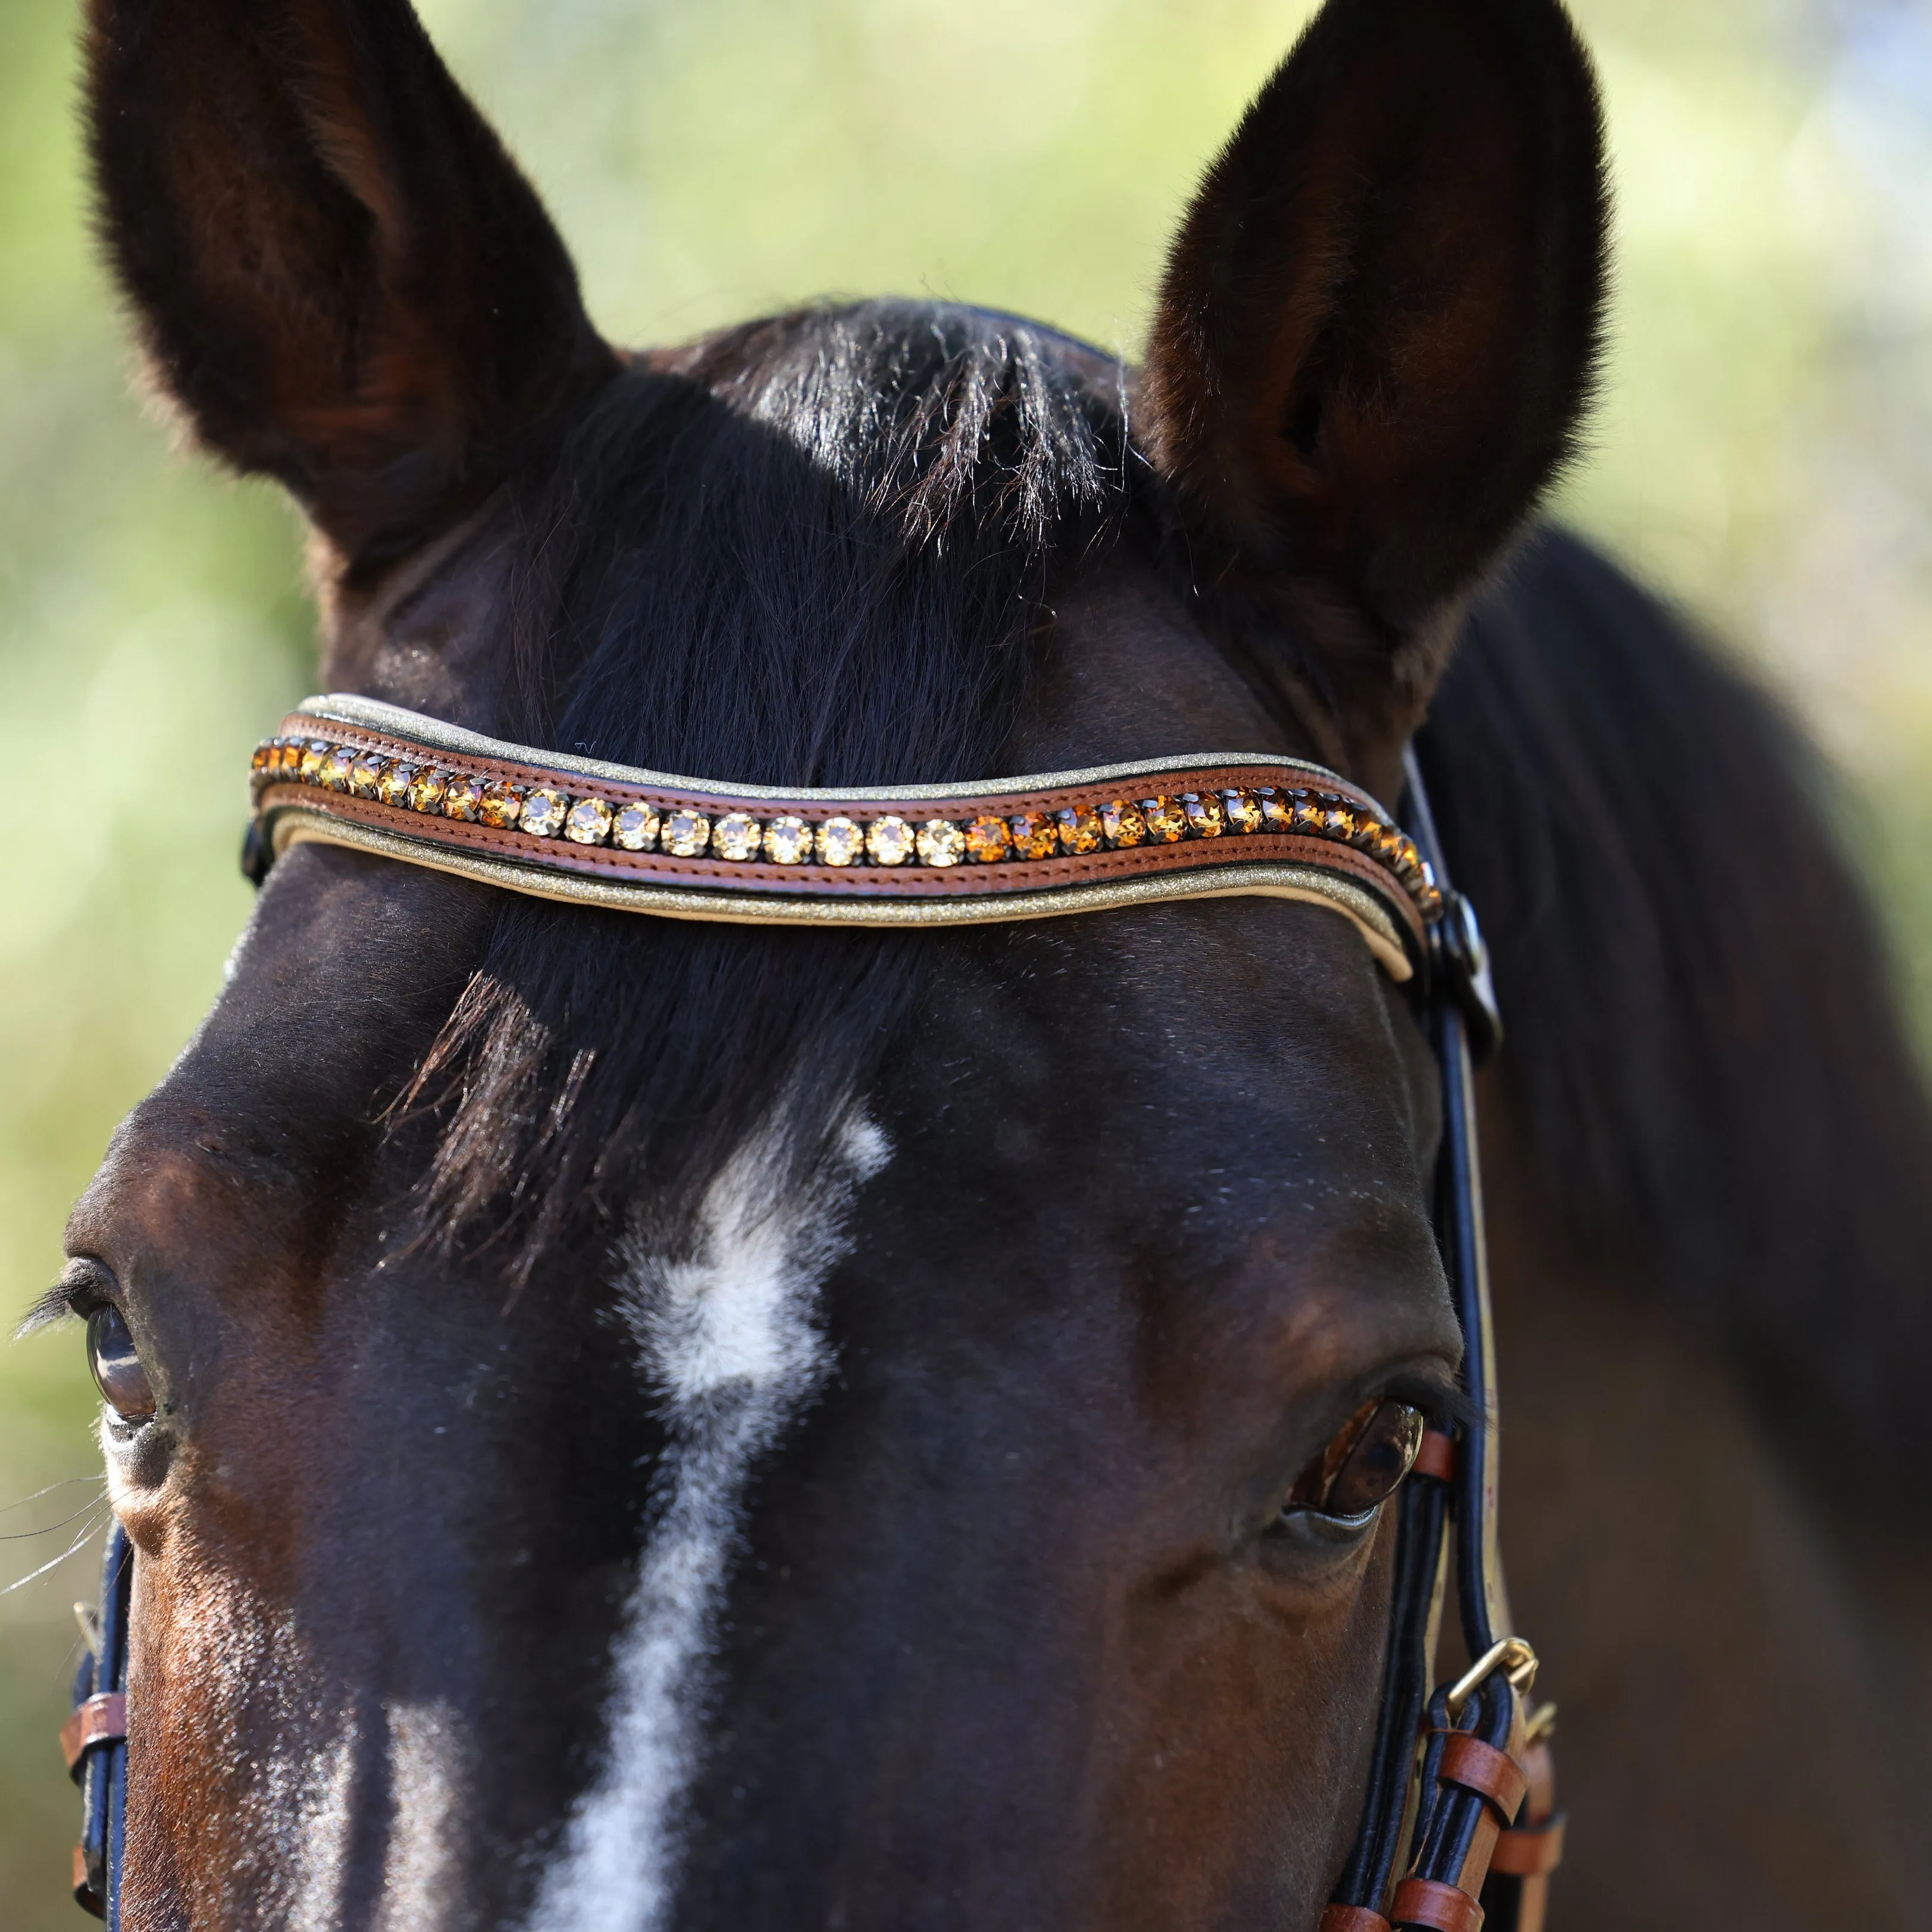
[253,737,1442,916]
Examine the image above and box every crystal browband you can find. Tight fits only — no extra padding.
[247,696,1443,978]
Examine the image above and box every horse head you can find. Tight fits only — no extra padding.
[60,0,1605,1923]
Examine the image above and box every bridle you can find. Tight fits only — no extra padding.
[65,696,1561,1930]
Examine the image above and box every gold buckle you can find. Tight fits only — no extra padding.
[1445,1635,1539,1714]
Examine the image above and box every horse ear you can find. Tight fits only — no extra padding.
[85,0,618,572]
[1140,0,1607,778]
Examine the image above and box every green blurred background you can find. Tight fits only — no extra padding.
[3,0,1929,1919]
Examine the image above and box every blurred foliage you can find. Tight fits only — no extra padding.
[2,0,1928,1920]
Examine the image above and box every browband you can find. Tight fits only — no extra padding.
[247,696,1443,979]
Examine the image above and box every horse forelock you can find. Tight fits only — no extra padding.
[394,300,1133,1282]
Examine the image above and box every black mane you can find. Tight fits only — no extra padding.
[1426,528,1932,1502]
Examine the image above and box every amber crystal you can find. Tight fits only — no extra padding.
[1141,797,1186,844]
[1289,790,1322,832]
[376,763,415,806]
[1257,788,1292,832]
[251,742,273,774]
[521,787,569,838]
[915,819,966,866]
[406,768,447,814]
[565,797,613,846]
[299,740,330,782]
[1099,800,1147,847]
[1055,805,1103,854]
[442,774,484,821]
[712,812,763,862]
[1371,825,1406,865]
[866,816,916,866]
[1320,800,1356,839]
[1392,837,1423,879]
[278,741,304,775]
[478,782,524,828]
[816,817,865,866]
[762,815,812,864]
[661,809,711,857]
[348,752,387,799]
[1007,811,1056,859]
[612,802,661,851]
[320,746,356,792]
[1181,793,1226,838]
[1222,789,1263,834]
[963,815,1011,863]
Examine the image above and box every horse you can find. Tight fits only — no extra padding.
[41,0,1932,1924]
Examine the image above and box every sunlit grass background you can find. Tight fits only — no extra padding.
[4,0,1930,1917]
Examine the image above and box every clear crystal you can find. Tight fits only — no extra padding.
[712,812,763,862]
[612,802,660,851]
[866,816,915,865]
[816,817,865,866]
[763,816,812,864]
[915,819,965,866]
[521,787,569,838]
[565,797,613,846]
[661,809,711,857]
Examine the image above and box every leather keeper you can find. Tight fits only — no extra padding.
[1320,1909,1394,1932]
[1487,1816,1565,1878]
[73,1843,105,1918]
[1389,1877,1485,1932]
[61,1692,126,1776]
[1433,1731,1527,1824]
[1413,1429,1457,1482]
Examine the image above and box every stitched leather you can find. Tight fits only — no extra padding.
[249,706,1436,971]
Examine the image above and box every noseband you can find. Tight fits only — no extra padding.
[68,699,1557,1930]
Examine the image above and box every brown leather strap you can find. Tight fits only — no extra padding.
[61,1693,126,1774]
[1413,1428,1458,1482]
[72,1843,104,1917]
[1389,1876,1484,1932]
[1319,1909,1394,1932]
[249,702,1441,975]
[1433,1731,1527,1824]
[1488,1817,1565,1878]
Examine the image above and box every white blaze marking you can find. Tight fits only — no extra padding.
[525,1114,890,1932]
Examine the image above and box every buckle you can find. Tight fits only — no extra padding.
[1430,888,1502,1064]
[1444,1635,1539,1715]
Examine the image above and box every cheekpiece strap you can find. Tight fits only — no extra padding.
[245,696,1443,979]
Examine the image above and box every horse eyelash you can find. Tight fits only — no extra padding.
[1377,1369,1478,1436]
[14,1285,82,1340]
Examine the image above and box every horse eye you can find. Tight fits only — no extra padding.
[1286,1398,1426,1521]
[86,1306,155,1423]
